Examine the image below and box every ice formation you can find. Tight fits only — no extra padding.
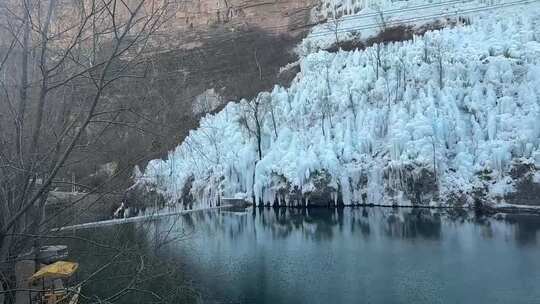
[301,0,518,56]
[138,1,540,207]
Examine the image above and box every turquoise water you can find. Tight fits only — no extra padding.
[67,207,540,303]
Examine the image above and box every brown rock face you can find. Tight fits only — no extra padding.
[0,0,323,187]
[167,0,316,33]
[114,1,322,170]
[149,0,318,51]
[64,1,323,185]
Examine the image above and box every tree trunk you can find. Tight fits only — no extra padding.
[16,1,30,159]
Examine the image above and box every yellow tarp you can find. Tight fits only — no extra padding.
[30,261,78,281]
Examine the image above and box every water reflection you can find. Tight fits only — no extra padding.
[67,207,540,304]
[221,208,443,241]
[382,209,442,240]
[505,214,540,245]
[160,207,540,246]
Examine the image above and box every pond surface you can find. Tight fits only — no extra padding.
[64,207,540,303]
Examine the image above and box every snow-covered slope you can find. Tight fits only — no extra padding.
[138,2,540,208]
[312,0,498,19]
[301,0,529,56]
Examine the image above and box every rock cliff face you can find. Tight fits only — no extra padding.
[70,0,324,184]
[168,0,316,33]
[147,0,318,51]
[0,0,341,189]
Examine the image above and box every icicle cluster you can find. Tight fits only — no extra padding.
[140,5,540,207]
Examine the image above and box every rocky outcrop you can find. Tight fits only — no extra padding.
[149,0,318,51]
[504,161,540,206]
[179,175,196,208]
[304,171,337,207]
[255,165,439,207]
[70,28,310,187]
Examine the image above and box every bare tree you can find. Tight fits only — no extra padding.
[376,6,387,30]
[368,42,384,80]
[347,88,357,121]
[0,0,169,297]
[430,135,438,183]
[319,64,335,136]
[423,36,430,63]
[269,98,278,139]
[368,7,388,80]
[237,94,274,205]
[238,94,270,161]
[390,55,407,105]
[325,16,342,48]
[432,38,445,89]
